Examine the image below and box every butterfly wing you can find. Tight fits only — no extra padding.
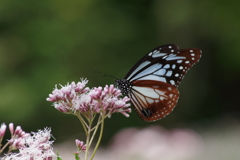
[129,80,179,121]
[125,44,202,87]
[117,44,202,121]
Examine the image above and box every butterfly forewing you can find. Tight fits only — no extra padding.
[125,44,178,79]
[126,45,202,87]
[116,44,202,122]
[129,80,179,121]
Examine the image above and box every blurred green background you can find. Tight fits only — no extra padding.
[0,0,240,148]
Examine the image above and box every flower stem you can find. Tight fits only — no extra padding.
[0,141,10,154]
[89,115,101,147]
[84,119,92,160]
[77,114,88,134]
[90,114,104,160]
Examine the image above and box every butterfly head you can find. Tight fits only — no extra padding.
[115,79,132,95]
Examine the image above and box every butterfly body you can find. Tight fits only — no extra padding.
[116,44,202,122]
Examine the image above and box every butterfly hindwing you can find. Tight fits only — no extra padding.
[129,80,179,121]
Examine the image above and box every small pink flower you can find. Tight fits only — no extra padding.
[103,84,121,96]
[9,123,14,135]
[75,139,86,152]
[0,123,7,138]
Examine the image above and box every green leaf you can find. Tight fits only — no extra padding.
[56,151,62,160]
[74,153,80,160]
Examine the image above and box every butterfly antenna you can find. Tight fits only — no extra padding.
[93,71,118,79]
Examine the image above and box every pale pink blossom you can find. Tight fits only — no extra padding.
[47,78,131,119]
[75,139,86,152]
[7,124,30,150]
[3,128,56,160]
[47,78,90,103]
[0,123,7,139]
[9,123,14,135]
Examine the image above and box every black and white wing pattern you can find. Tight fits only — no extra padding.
[116,44,202,122]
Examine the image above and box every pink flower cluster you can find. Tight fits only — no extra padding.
[1,123,56,160]
[47,78,131,118]
[75,139,86,152]
[47,78,90,113]
[4,128,56,160]
[0,123,30,150]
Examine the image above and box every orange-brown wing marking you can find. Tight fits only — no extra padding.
[129,80,180,122]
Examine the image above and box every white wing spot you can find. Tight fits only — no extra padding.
[191,53,195,56]
[155,90,166,96]
[172,64,176,69]
[169,94,173,98]
[168,87,172,90]
[185,61,190,64]
[175,73,179,77]
[192,57,195,60]
[170,80,175,85]
[162,112,164,114]
[171,49,174,52]
[190,50,193,52]
[177,60,183,63]
[148,52,153,56]
[146,97,154,104]
[179,66,183,70]
[163,64,170,69]
[152,53,167,58]
[166,70,173,77]
[160,96,165,100]
[168,46,172,48]
[155,69,166,76]
[151,51,167,58]
[166,55,186,61]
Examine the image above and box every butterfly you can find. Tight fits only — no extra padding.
[115,44,202,122]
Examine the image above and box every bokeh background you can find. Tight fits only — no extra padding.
[1,0,240,159]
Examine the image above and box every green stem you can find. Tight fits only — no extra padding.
[89,115,101,147]
[84,119,92,160]
[0,141,10,154]
[77,114,88,133]
[90,114,104,160]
